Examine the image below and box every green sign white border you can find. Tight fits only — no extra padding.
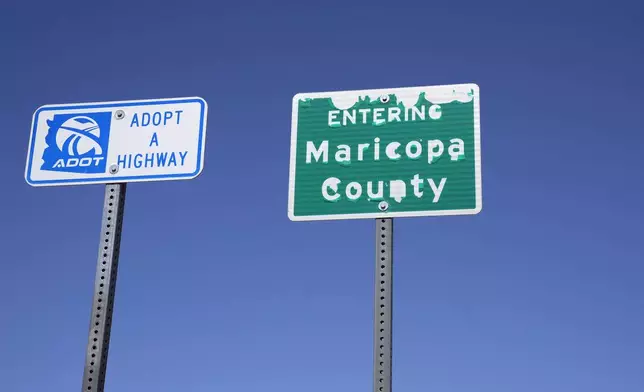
[288,83,482,222]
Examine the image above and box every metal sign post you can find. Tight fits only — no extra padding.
[288,84,482,391]
[81,183,127,392]
[24,97,208,392]
[374,218,393,392]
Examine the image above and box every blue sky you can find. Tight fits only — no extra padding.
[1,0,643,391]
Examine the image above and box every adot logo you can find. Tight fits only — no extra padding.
[41,112,112,174]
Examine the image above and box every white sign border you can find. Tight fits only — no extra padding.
[24,96,208,187]
[287,83,482,222]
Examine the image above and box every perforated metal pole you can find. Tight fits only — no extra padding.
[81,183,127,392]
[374,218,393,392]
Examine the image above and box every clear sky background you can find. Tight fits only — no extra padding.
[1,1,643,391]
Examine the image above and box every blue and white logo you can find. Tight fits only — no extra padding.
[41,112,112,173]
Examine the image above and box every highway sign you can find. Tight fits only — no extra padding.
[25,97,208,187]
[288,83,481,221]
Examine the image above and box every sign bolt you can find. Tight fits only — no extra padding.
[114,110,125,120]
[379,95,390,104]
[378,201,389,211]
[109,164,119,174]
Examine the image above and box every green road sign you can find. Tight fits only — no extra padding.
[288,83,482,221]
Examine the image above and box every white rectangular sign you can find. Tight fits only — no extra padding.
[25,97,208,187]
